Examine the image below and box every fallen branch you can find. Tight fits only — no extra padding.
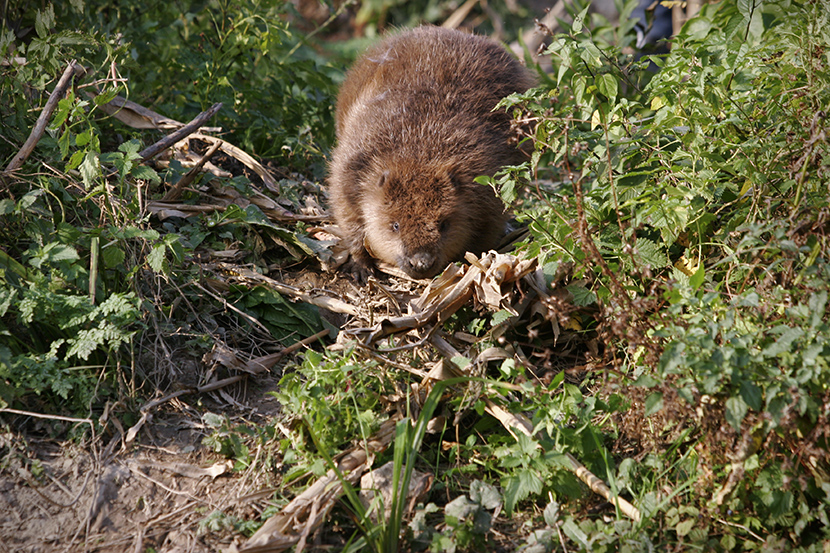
[138,102,223,162]
[162,139,222,200]
[212,264,361,317]
[94,94,184,130]
[3,60,82,175]
[188,131,281,194]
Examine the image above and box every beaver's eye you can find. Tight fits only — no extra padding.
[439,220,449,233]
[391,222,400,232]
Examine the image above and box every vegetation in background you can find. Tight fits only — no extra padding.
[0,0,336,413]
[1,0,829,551]
[495,0,830,549]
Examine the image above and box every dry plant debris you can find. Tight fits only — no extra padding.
[3,82,638,552]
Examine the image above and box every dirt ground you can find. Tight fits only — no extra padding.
[0,374,288,553]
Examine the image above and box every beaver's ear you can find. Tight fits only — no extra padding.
[377,170,390,189]
[447,169,464,189]
[346,151,370,175]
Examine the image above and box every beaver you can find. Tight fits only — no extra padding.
[328,26,536,279]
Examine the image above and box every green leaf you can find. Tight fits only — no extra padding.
[131,164,161,183]
[762,326,804,357]
[79,151,100,188]
[561,518,591,549]
[597,73,617,101]
[470,480,501,510]
[566,284,596,306]
[147,244,167,273]
[543,500,560,526]
[491,309,514,325]
[35,4,55,38]
[66,149,85,172]
[690,263,705,289]
[644,392,663,416]
[571,5,589,33]
[101,246,125,269]
[725,395,748,431]
[502,468,542,514]
[676,518,695,537]
[739,380,763,411]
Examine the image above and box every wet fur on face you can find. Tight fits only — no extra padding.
[361,159,498,279]
[328,26,535,279]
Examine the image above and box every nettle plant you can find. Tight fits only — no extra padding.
[0,0,339,414]
[496,0,830,547]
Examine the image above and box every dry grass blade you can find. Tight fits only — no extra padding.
[234,417,400,553]
[211,264,360,317]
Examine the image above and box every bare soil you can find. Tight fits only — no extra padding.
[0,375,287,553]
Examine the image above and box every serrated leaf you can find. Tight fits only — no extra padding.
[147,243,167,273]
[491,309,514,325]
[502,468,542,514]
[632,237,668,269]
[79,151,100,188]
[131,164,161,183]
[101,246,125,269]
[66,149,85,172]
[561,519,591,549]
[543,500,560,526]
[566,284,596,306]
[35,4,55,38]
[119,139,142,157]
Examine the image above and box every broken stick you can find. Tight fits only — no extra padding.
[4,60,82,175]
[139,102,222,162]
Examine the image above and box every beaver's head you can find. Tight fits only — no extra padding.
[360,161,485,279]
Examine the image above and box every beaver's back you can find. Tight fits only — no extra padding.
[329,26,535,279]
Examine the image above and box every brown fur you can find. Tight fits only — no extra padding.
[328,26,536,279]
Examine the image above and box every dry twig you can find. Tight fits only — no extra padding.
[138,103,223,162]
[3,60,82,175]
